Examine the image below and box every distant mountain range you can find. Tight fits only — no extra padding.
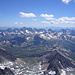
[0,27,75,58]
[0,27,75,75]
[0,26,75,30]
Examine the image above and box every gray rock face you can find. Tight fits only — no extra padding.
[0,48,16,75]
[0,67,14,75]
[0,48,16,63]
[45,50,75,75]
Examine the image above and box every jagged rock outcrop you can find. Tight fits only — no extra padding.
[45,50,75,75]
[0,67,14,75]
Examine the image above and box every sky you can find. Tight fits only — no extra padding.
[0,0,75,28]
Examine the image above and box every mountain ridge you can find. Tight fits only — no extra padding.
[44,50,75,75]
[0,27,75,59]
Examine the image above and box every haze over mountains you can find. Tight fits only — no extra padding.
[0,27,75,75]
[1,26,75,30]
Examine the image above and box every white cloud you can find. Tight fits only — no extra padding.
[19,12,36,18]
[50,21,55,24]
[40,13,75,21]
[62,0,71,4]
[63,21,75,24]
[55,17,75,24]
[69,21,75,24]
[41,15,75,25]
[32,19,37,20]
[40,14,54,18]
[56,18,65,22]
[41,21,50,24]
[46,17,55,20]
[41,20,75,25]
[60,20,75,24]
[40,14,55,20]
[20,22,23,24]
[41,21,56,24]
[64,21,70,24]
[15,22,18,24]
[14,22,23,25]
[56,17,75,24]
[58,17,75,20]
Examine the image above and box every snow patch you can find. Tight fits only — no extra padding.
[61,69,67,75]
[58,32,63,37]
[26,37,30,40]
[26,30,29,33]
[20,31,24,34]
[48,71,56,75]
[40,34,46,39]
[35,31,37,33]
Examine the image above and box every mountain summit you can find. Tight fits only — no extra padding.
[44,50,75,75]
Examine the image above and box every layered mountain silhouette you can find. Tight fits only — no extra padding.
[44,50,75,75]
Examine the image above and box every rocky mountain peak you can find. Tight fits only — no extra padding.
[45,50,75,75]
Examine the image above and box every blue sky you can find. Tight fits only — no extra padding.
[0,0,75,28]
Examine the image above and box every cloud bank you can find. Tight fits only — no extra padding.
[19,12,75,25]
[41,14,75,25]
[14,22,18,24]
[19,12,36,18]
[62,0,71,4]
[40,14,55,20]
[40,14,54,18]
[14,22,23,25]
[62,0,75,4]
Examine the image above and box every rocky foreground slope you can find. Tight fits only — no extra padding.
[0,67,14,75]
[0,48,75,75]
[0,48,16,75]
[43,50,75,75]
